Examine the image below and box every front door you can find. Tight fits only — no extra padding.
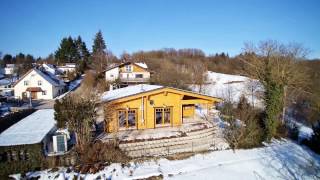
[31,92,37,99]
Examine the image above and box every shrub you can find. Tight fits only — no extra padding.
[80,141,130,164]
[223,96,265,150]
[0,144,46,178]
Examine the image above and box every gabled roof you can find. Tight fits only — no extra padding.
[0,109,56,146]
[14,68,65,87]
[104,62,148,72]
[101,84,222,103]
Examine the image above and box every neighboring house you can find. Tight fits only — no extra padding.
[101,84,221,132]
[0,78,14,96]
[0,109,71,166]
[105,62,151,89]
[13,68,66,100]
[57,63,76,74]
[41,63,60,75]
[4,64,17,75]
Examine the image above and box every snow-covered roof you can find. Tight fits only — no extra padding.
[15,68,65,87]
[135,62,148,69]
[0,109,56,146]
[0,78,12,86]
[102,84,163,102]
[43,63,55,69]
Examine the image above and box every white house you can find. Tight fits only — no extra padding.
[13,68,66,100]
[105,62,151,89]
[0,78,14,96]
[4,64,17,75]
[57,63,76,74]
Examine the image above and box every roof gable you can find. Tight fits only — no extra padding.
[14,68,65,87]
[105,62,148,72]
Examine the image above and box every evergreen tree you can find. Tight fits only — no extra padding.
[75,36,90,73]
[54,36,78,64]
[92,30,106,54]
[3,54,13,64]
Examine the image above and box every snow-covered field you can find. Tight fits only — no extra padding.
[18,140,320,180]
[190,71,264,107]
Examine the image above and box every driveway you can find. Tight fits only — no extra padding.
[31,100,55,109]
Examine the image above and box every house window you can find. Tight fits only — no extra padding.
[38,80,42,86]
[56,135,66,152]
[128,110,136,127]
[135,74,143,78]
[155,108,163,125]
[125,65,132,72]
[24,81,29,86]
[42,91,47,95]
[118,109,137,128]
[155,107,172,126]
[110,74,114,77]
[118,110,126,128]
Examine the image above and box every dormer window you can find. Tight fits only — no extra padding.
[125,65,132,72]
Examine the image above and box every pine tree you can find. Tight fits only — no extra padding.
[75,36,90,73]
[92,30,106,54]
[55,36,78,64]
[92,30,108,72]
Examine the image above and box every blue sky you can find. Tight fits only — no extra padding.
[0,0,319,58]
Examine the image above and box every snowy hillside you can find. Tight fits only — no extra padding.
[18,140,320,180]
[190,71,264,107]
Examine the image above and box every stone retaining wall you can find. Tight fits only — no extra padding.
[119,127,223,157]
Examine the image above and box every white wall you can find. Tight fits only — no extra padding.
[14,69,64,99]
[105,67,119,81]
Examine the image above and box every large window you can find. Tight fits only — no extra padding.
[118,109,137,128]
[155,107,172,126]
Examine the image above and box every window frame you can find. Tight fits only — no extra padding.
[154,107,172,127]
[117,108,137,130]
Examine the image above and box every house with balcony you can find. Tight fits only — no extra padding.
[105,62,151,90]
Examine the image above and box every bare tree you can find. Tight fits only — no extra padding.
[188,60,208,93]
[241,40,309,139]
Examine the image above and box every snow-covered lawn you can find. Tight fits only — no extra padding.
[20,139,320,180]
[190,71,264,107]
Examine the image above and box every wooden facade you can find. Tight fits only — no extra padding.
[104,87,222,133]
